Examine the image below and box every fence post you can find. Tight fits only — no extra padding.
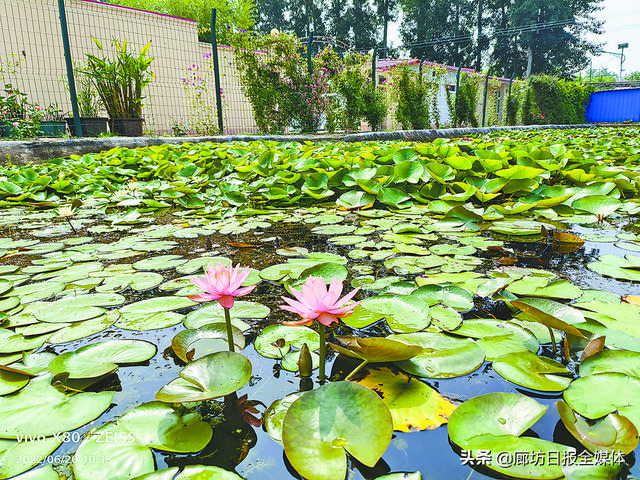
[454,65,462,128]
[307,32,313,75]
[57,0,82,137]
[482,72,489,127]
[371,47,377,86]
[210,9,224,134]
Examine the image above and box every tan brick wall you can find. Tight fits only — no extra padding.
[0,0,256,134]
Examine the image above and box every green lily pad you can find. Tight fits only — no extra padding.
[564,373,640,429]
[557,400,638,454]
[0,375,114,437]
[449,392,573,479]
[254,324,320,359]
[391,332,485,378]
[34,305,106,324]
[7,464,60,480]
[282,381,392,480]
[116,311,185,331]
[47,310,118,343]
[492,351,572,391]
[412,284,474,311]
[184,300,267,329]
[155,351,251,402]
[0,369,29,396]
[119,296,197,314]
[174,466,244,480]
[0,329,50,354]
[353,295,430,333]
[264,392,304,444]
[9,282,64,304]
[132,255,187,271]
[172,323,246,361]
[579,350,640,377]
[0,436,61,479]
[74,402,213,480]
[48,339,157,378]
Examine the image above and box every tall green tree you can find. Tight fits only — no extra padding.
[399,0,475,67]
[492,0,603,77]
[287,0,327,38]
[374,0,398,57]
[350,0,379,50]
[111,0,256,45]
[254,0,290,34]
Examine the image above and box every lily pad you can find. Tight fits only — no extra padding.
[172,323,246,361]
[184,300,267,329]
[155,351,251,403]
[492,351,572,391]
[355,367,456,432]
[74,402,213,480]
[564,373,640,431]
[282,381,392,480]
[0,436,61,479]
[48,339,157,378]
[0,376,114,437]
[391,332,485,378]
[254,324,320,359]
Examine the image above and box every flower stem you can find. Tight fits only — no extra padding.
[345,360,368,381]
[318,324,326,384]
[66,217,77,234]
[224,306,235,352]
[548,326,557,357]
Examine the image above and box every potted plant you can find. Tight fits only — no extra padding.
[66,64,109,137]
[38,102,67,137]
[82,38,154,136]
[1,83,29,137]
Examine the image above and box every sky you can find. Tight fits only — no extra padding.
[387,0,640,78]
[587,0,640,78]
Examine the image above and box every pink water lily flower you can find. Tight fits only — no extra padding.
[188,262,256,308]
[280,276,360,327]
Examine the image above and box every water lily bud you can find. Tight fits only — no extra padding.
[298,343,313,377]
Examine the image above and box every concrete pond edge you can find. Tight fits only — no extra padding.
[0,124,595,165]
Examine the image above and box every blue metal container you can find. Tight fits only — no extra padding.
[586,88,640,123]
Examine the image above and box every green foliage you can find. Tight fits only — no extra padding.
[233,32,329,134]
[390,64,429,130]
[113,0,256,46]
[180,53,221,135]
[521,75,594,125]
[361,84,388,131]
[82,38,155,119]
[335,59,368,131]
[452,73,480,128]
[625,71,640,82]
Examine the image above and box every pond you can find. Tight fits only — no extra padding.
[0,127,639,480]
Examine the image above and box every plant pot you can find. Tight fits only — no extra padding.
[109,118,144,136]
[38,120,67,137]
[66,117,109,137]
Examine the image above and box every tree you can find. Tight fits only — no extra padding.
[254,0,290,34]
[625,71,640,82]
[399,0,475,67]
[111,0,256,45]
[373,0,398,57]
[350,0,379,50]
[493,0,604,78]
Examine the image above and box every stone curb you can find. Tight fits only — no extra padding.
[0,124,595,165]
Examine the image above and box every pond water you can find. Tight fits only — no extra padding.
[0,200,639,480]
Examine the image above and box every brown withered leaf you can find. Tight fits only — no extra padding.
[580,336,606,364]
[552,230,585,245]
[229,242,258,248]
